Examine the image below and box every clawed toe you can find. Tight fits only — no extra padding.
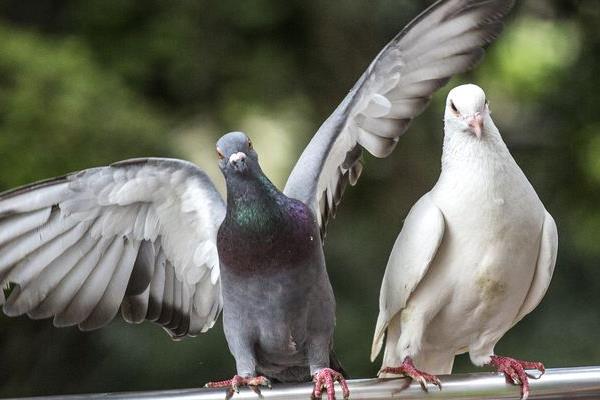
[205,375,272,399]
[490,355,545,400]
[312,368,349,400]
[380,356,442,392]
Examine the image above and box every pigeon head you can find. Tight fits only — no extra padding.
[216,131,260,176]
[444,84,490,139]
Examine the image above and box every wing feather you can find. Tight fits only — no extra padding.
[371,194,445,361]
[54,236,125,327]
[121,287,150,324]
[7,234,97,316]
[0,208,52,246]
[79,238,141,331]
[146,247,166,321]
[512,210,558,325]
[157,261,176,326]
[31,238,112,320]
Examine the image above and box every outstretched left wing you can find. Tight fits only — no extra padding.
[284,0,514,237]
[0,158,225,338]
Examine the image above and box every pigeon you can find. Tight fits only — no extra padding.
[371,84,557,400]
[0,1,513,399]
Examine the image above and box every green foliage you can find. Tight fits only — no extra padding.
[480,17,581,98]
[0,23,169,188]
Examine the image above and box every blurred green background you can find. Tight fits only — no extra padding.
[0,0,598,397]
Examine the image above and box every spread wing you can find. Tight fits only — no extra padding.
[0,158,225,339]
[513,210,558,325]
[370,193,445,361]
[283,0,514,237]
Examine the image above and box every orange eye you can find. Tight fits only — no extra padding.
[216,147,225,160]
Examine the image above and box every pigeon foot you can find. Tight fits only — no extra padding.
[312,367,349,400]
[489,355,545,400]
[205,375,271,399]
[379,356,442,392]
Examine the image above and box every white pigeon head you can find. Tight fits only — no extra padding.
[444,84,490,139]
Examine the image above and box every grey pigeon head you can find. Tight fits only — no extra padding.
[216,131,260,176]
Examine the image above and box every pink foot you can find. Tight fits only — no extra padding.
[205,375,271,399]
[312,368,349,400]
[380,356,442,391]
[489,355,545,400]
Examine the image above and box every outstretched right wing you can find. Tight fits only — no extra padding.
[284,0,514,237]
[371,193,445,361]
[0,158,225,338]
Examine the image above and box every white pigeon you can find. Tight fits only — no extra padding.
[371,84,557,400]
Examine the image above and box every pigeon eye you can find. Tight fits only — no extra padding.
[248,139,253,149]
[216,147,225,160]
[450,101,459,114]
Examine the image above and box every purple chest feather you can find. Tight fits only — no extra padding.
[217,196,319,274]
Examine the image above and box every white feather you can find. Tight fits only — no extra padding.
[79,239,141,330]
[0,208,52,247]
[0,182,69,215]
[10,235,97,317]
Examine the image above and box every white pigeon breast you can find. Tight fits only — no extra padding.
[419,154,546,350]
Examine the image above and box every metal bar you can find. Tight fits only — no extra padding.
[12,366,600,400]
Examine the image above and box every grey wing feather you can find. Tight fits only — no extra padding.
[284,0,514,236]
[0,157,225,338]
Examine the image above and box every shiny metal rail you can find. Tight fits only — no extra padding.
[13,366,600,400]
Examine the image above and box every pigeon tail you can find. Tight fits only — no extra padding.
[370,312,388,362]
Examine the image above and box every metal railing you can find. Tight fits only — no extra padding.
[14,366,600,400]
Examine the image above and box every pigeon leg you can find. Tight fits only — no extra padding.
[312,368,349,400]
[489,355,545,400]
[380,356,442,392]
[205,375,271,399]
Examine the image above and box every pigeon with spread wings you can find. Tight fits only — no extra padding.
[0,1,513,399]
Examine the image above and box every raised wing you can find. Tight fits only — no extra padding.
[370,193,445,361]
[0,158,225,338]
[284,0,514,236]
[512,210,558,325]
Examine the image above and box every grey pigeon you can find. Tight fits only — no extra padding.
[0,1,513,399]
[371,84,557,400]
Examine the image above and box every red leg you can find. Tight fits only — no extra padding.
[205,375,271,399]
[312,368,349,400]
[489,355,545,400]
[380,356,442,391]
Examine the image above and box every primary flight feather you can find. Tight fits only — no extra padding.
[0,1,513,399]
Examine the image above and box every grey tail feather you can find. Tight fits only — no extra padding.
[329,349,348,379]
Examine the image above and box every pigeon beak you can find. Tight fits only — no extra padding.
[467,113,484,138]
[229,152,247,172]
